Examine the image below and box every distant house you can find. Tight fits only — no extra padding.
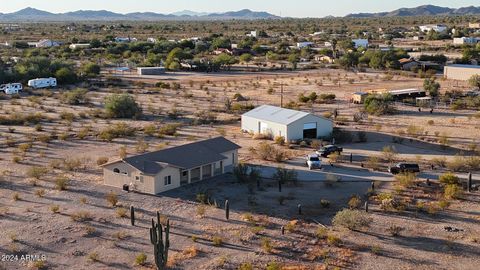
[314,55,334,64]
[137,67,166,75]
[296,42,314,49]
[35,39,61,48]
[444,64,480,81]
[102,137,241,194]
[469,23,480,29]
[310,31,324,37]
[352,39,368,48]
[241,105,333,141]
[399,58,419,71]
[453,37,480,45]
[247,30,257,37]
[419,24,447,33]
[69,43,90,50]
[213,48,232,55]
[115,37,137,43]
[147,38,158,43]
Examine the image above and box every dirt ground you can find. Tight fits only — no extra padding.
[1,68,479,269]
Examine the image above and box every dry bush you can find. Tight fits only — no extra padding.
[35,189,46,198]
[332,209,372,230]
[115,208,128,218]
[106,192,118,207]
[444,184,463,200]
[135,253,147,266]
[27,166,48,179]
[348,195,361,209]
[395,173,416,188]
[87,252,99,262]
[55,175,69,190]
[212,236,223,246]
[49,204,60,213]
[71,211,93,222]
[96,157,109,166]
[261,237,273,253]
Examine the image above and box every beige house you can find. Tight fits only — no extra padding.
[102,137,240,194]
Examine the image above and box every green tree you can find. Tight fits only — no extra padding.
[82,63,101,77]
[239,53,253,67]
[468,74,480,89]
[104,94,142,119]
[288,53,299,70]
[423,77,440,97]
[214,53,237,69]
[55,67,78,84]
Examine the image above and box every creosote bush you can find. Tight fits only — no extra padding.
[106,191,118,207]
[332,209,372,230]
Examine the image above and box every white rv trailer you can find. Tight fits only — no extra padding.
[28,78,57,89]
[0,83,23,94]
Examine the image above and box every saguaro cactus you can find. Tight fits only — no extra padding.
[225,200,230,220]
[365,201,369,212]
[468,172,472,192]
[149,212,170,270]
[130,206,135,226]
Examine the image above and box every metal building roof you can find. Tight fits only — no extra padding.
[242,105,318,125]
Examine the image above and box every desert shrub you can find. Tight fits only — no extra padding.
[239,263,253,270]
[320,199,330,208]
[233,162,249,183]
[0,112,46,125]
[364,93,394,115]
[106,191,118,207]
[326,234,342,246]
[98,123,136,141]
[365,156,380,170]
[387,225,404,236]
[444,184,463,200]
[104,94,142,119]
[261,237,273,253]
[143,124,157,136]
[274,136,285,145]
[395,173,416,188]
[27,166,48,179]
[116,208,128,218]
[438,200,451,210]
[272,167,298,185]
[50,204,60,213]
[96,157,109,166]
[12,192,20,201]
[212,236,223,246]
[61,88,89,105]
[158,123,181,136]
[266,262,281,270]
[35,189,46,198]
[431,157,447,168]
[315,227,328,239]
[196,205,206,217]
[381,145,398,162]
[71,211,92,222]
[332,209,372,230]
[87,252,99,262]
[439,172,460,185]
[348,195,361,209]
[135,253,147,266]
[55,175,69,190]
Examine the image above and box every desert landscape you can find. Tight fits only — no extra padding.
[1,2,480,270]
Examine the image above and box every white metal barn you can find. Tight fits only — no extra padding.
[241,105,333,141]
[28,78,57,89]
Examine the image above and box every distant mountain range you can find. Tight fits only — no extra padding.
[346,5,480,18]
[0,7,279,21]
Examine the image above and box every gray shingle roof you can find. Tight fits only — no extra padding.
[123,137,240,174]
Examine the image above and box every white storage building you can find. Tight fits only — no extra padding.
[137,67,166,75]
[241,105,333,141]
[444,64,480,81]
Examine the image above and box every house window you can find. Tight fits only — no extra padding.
[135,176,143,182]
[113,168,120,173]
[164,176,172,186]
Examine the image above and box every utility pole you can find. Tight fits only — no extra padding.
[280,83,284,108]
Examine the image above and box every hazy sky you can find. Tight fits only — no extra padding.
[1,0,480,17]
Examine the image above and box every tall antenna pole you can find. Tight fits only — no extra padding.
[281,83,284,108]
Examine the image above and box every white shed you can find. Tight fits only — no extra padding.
[241,105,333,142]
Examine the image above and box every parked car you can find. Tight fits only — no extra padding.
[388,163,420,174]
[316,145,343,157]
[306,154,322,170]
